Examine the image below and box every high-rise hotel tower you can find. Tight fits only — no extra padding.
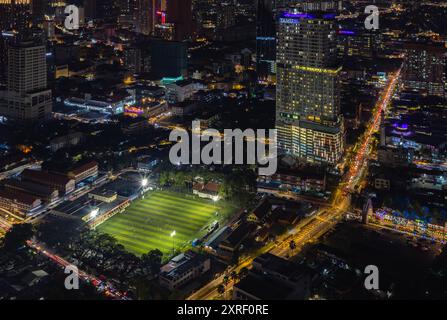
[276,10,344,165]
[0,41,52,122]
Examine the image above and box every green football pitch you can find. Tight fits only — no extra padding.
[97,191,233,257]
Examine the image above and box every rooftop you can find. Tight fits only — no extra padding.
[70,160,98,176]
[234,274,294,300]
[22,169,73,186]
[0,188,40,206]
[160,250,208,281]
[222,222,256,248]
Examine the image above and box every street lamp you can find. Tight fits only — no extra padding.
[90,208,99,218]
[170,230,176,256]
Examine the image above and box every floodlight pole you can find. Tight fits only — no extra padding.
[171,231,176,256]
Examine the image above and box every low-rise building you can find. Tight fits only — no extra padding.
[121,117,151,134]
[252,253,312,290]
[193,182,221,201]
[52,193,130,228]
[88,189,117,203]
[171,101,202,117]
[22,169,75,194]
[233,271,310,300]
[49,131,84,152]
[66,161,98,184]
[137,156,159,172]
[374,177,391,191]
[411,172,447,191]
[64,94,134,115]
[166,79,204,104]
[377,145,413,167]
[0,188,42,216]
[247,198,273,224]
[217,222,256,262]
[159,251,211,290]
[257,168,326,195]
[3,179,59,203]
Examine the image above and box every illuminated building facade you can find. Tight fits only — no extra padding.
[117,0,135,25]
[256,0,276,80]
[403,41,446,98]
[84,0,97,21]
[336,28,376,58]
[0,31,18,84]
[150,39,187,78]
[95,0,120,23]
[136,0,161,35]
[216,2,235,31]
[166,0,193,41]
[0,41,52,122]
[124,45,151,74]
[276,11,344,165]
[0,0,32,33]
[31,0,46,26]
[154,23,175,40]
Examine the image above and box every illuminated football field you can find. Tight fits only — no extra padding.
[98,191,230,256]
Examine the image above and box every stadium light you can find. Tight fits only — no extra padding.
[90,208,99,218]
[171,230,176,256]
[141,178,148,187]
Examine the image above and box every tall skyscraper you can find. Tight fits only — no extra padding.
[135,0,153,35]
[216,2,235,31]
[0,31,18,85]
[0,41,52,122]
[336,27,376,59]
[166,0,193,41]
[256,0,276,80]
[84,0,97,21]
[403,41,446,98]
[293,0,342,12]
[276,10,344,165]
[150,39,187,79]
[96,0,120,23]
[154,23,175,40]
[0,0,32,33]
[117,0,135,25]
[135,0,162,35]
[31,0,46,26]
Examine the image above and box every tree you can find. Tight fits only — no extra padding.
[159,171,170,186]
[96,233,118,249]
[3,223,34,251]
[238,267,249,279]
[220,168,257,206]
[289,240,297,251]
[37,219,85,248]
[141,249,163,275]
[217,284,225,295]
[222,275,230,286]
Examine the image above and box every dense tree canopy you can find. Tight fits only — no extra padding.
[2,223,34,251]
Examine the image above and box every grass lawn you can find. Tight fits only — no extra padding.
[97,191,235,257]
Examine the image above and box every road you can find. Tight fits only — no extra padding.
[345,70,401,190]
[188,67,402,300]
[27,240,129,300]
[0,161,42,181]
